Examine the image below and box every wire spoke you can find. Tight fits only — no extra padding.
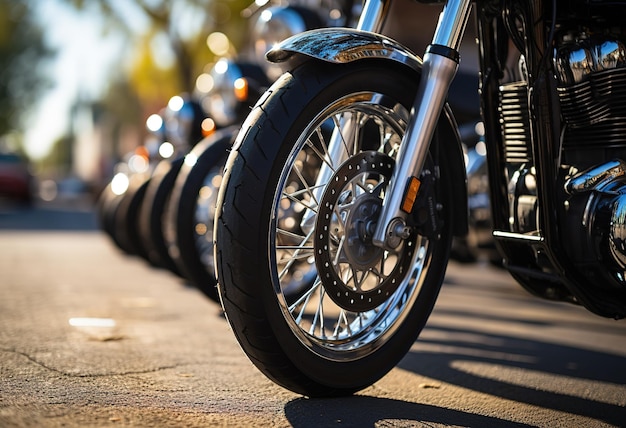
[332,114,353,159]
[306,133,336,173]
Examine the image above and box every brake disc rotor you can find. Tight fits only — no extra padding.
[314,151,416,312]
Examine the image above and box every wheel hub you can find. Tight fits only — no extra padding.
[314,151,415,312]
[343,194,383,270]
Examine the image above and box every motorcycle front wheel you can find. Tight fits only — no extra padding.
[215,61,454,397]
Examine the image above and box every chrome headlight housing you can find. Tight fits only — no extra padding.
[199,58,270,127]
[163,95,206,149]
[202,59,244,127]
[252,6,310,63]
[251,5,324,79]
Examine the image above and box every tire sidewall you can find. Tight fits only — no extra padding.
[173,130,233,299]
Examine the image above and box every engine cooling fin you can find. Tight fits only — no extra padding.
[559,67,626,148]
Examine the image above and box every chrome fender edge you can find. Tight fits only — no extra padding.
[266,28,422,71]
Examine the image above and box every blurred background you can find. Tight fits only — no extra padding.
[0,1,479,227]
[0,0,250,206]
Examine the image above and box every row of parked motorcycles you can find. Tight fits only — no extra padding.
[96,86,267,301]
[99,0,626,399]
[97,0,492,303]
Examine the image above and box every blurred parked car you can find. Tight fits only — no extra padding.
[0,152,33,205]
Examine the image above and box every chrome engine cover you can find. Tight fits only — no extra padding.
[610,193,626,270]
[565,160,626,286]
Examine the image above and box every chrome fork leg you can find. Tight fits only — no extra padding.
[372,0,472,249]
[356,0,391,32]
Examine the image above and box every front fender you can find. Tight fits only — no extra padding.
[439,104,469,237]
[266,28,422,72]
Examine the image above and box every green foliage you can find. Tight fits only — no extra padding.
[67,0,251,102]
[0,0,54,138]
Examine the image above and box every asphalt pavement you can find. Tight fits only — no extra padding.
[1,200,625,427]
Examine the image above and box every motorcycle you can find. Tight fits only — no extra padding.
[98,95,207,266]
[137,97,208,275]
[162,0,360,301]
[214,0,626,397]
[97,146,154,258]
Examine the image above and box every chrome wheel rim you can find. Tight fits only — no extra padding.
[270,91,434,361]
[194,166,223,271]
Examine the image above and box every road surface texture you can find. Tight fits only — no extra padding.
[1,202,625,427]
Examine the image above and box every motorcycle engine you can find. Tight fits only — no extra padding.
[501,16,626,289]
[558,28,626,288]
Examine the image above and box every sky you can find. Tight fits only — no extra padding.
[23,0,143,160]
[22,1,232,163]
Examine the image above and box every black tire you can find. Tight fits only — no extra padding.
[164,128,235,301]
[215,61,456,397]
[137,157,185,275]
[113,174,150,258]
[97,183,125,250]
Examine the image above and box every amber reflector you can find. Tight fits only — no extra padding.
[401,176,421,213]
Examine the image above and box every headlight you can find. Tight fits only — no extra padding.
[202,59,244,127]
[200,59,269,127]
[164,94,206,148]
[251,6,310,64]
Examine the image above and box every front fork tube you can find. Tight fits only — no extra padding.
[372,0,471,249]
[371,52,460,248]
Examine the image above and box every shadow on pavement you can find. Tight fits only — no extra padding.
[393,323,626,427]
[283,314,625,427]
[285,395,533,428]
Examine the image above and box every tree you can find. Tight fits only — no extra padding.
[0,0,54,141]
[65,0,250,99]
[61,0,251,161]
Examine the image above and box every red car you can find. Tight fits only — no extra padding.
[0,152,33,204]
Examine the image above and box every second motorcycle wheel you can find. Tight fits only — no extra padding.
[164,127,235,301]
[137,156,185,275]
[97,183,125,251]
[112,174,151,258]
[215,61,459,397]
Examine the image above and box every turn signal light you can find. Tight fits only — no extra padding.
[234,77,249,101]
